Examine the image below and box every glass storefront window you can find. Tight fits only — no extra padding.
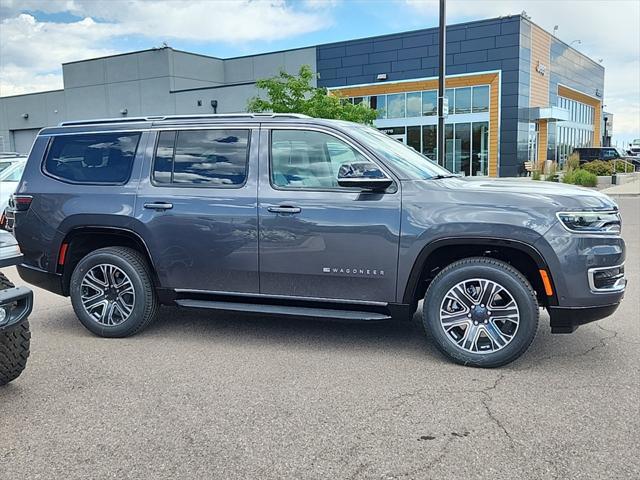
[445,88,455,114]
[375,95,387,119]
[472,85,490,113]
[406,92,422,117]
[456,123,471,174]
[422,125,437,160]
[407,126,421,152]
[422,90,437,116]
[472,122,489,176]
[455,87,471,114]
[387,93,405,119]
[444,124,454,171]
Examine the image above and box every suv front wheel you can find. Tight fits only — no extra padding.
[423,257,539,368]
[70,247,159,337]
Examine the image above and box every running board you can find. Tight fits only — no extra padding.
[175,299,392,321]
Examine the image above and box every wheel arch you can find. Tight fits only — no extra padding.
[57,226,159,295]
[402,237,558,308]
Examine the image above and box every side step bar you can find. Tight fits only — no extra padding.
[175,299,392,321]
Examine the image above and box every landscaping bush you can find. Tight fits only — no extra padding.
[566,152,580,171]
[532,170,541,181]
[563,169,597,187]
[582,160,614,176]
[614,160,634,173]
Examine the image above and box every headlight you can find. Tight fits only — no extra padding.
[557,211,621,234]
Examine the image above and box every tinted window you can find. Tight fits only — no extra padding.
[472,85,490,113]
[44,133,140,184]
[152,129,249,186]
[406,92,422,117]
[455,87,471,114]
[422,90,437,116]
[271,130,369,189]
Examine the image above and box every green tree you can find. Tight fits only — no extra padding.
[247,65,377,124]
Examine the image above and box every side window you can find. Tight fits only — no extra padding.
[6,164,25,181]
[271,130,369,189]
[152,129,249,186]
[602,149,617,159]
[44,133,140,184]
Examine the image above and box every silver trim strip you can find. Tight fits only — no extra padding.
[587,263,626,293]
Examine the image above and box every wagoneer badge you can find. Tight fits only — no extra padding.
[322,267,385,276]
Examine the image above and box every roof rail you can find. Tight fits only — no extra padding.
[59,113,310,127]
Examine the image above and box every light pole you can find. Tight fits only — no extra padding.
[437,0,446,167]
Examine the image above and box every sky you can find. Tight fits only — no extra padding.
[0,0,638,144]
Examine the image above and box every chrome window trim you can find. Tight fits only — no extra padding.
[262,124,398,193]
[587,263,626,294]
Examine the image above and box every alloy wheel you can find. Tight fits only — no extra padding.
[80,264,135,326]
[439,278,520,354]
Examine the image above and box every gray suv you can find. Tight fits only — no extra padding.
[7,114,626,367]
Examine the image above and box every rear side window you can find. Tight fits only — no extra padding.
[44,133,140,184]
[152,129,250,186]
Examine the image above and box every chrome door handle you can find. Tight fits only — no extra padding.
[144,202,173,210]
[267,206,301,214]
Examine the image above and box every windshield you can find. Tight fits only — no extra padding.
[0,161,12,174]
[343,124,454,179]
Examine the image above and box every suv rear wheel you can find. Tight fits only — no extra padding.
[423,257,539,368]
[70,247,158,337]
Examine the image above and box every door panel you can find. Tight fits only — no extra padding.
[135,128,259,293]
[258,127,401,302]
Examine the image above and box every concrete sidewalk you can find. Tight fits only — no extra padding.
[600,179,640,197]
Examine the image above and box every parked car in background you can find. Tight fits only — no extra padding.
[0,154,27,228]
[573,147,640,168]
[628,139,640,157]
[6,114,627,368]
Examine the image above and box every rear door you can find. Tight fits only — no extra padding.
[257,125,401,303]
[135,126,259,293]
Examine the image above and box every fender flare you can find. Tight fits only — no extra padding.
[401,236,556,305]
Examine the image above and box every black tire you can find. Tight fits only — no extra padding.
[0,273,31,385]
[70,247,158,338]
[423,257,539,368]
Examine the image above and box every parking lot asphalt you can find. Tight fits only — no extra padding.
[1,197,638,480]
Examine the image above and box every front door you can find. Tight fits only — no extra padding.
[135,127,259,293]
[258,126,401,303]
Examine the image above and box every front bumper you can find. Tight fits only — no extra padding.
[535,221,626,333]
[548,302,621,333]
[0,286,33,331]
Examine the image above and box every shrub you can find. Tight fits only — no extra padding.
[563,169,597,187]
[566,152,580,171]
[614,160,634,173]
[582,160,614,176]
[532,170,541,181]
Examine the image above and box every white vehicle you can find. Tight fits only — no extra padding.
[0,154,27,226]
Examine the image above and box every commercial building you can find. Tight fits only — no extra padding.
[0,14,604,177]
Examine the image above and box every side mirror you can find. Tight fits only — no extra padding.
[337,162,393,191]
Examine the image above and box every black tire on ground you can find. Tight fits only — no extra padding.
[423,257,539,368]
[69,247,159,338]
[0,273,31,386]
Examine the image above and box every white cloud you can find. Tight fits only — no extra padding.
[0,0,332,95]
[404,0,640,144]
[0,13,121,96]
